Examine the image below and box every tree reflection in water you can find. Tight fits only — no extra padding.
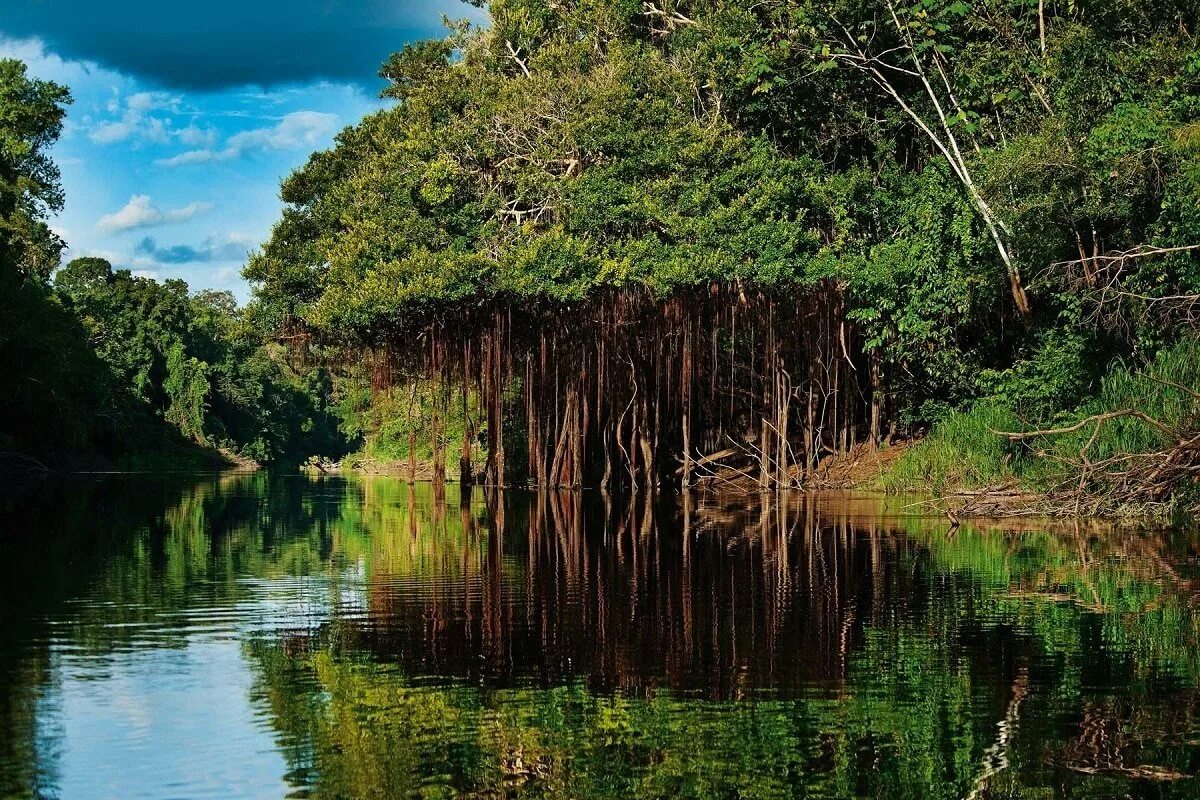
[1,475,1198,799]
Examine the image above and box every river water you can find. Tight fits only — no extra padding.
[0,473,1197,799]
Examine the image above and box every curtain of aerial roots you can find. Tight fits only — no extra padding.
[377,282,890,489]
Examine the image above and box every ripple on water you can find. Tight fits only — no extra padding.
[1,477,1198,799]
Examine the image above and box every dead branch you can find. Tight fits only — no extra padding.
[505,41,531,78]
[641,2,698,36]
[993,409,1176,441]
[1052,243,1200,270]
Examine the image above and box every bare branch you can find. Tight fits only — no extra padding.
[505,40,531,78]
[993,409,1176,441]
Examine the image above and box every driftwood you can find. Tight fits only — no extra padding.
[967,405,1200,517]
[673,447,739,476]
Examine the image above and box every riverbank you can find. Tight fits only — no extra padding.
[304,454,470,483]
[16,441,1187,527]
[807,438,1196,522]
[314,443,1135,522]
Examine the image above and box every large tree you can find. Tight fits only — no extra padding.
[0,58,70,284]
[0,60,89,460]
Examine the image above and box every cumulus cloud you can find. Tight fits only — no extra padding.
[134,235,252,264]
[176,124,218,147]
[95,195,213,233]
[127,91,179,113]
[86,90,186,145]
[90,119,137,144]
[157,111,339,166]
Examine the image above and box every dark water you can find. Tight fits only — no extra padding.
[1,474,1199,799]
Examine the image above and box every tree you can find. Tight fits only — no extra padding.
[0,60,92,460]
[813,0,1032,315]
[53,256,113,297]
[0,58,70,284]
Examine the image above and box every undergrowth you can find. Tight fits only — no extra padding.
[335,374,482,468]
[881,402,1023,493]
[884,336,1200,505]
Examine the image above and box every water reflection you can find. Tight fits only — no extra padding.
[335,490,951,696]
[0,474,1197,799]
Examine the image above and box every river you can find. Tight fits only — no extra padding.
[0,473,1196,798]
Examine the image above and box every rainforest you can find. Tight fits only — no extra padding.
[244,0,1200,514]
[6,0,1200,513]
[3,2,1200,798]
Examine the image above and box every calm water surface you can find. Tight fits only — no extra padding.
[1,473,1198,799]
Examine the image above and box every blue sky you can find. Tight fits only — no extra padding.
[1,0,483,301]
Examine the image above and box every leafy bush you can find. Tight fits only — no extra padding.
[887,337,1200,500]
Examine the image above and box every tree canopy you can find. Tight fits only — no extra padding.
[245,0,1200,488]
[253,0,1200,331]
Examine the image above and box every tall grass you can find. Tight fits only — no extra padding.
[1025,336,1200,490]
[884,336,1200,501]
[882,402,1023,493]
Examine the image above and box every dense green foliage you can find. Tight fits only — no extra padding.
[0,59,100,457]
[51,257,346,463]
[890,334,1200,505]
[251,0,1200,413]
[240,0,1200,496]
[334,370,481,470]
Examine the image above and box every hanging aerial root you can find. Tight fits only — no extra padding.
[350,283,884,489]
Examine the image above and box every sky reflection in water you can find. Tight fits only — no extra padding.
[0,474,1198,799]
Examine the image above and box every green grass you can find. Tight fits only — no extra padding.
[1024,335,1200,491]
[882,401,1023,493]
[883,336,1200,503]
[334,377,484,472]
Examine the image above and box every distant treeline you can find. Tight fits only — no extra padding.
[3,252,346,468]
[0,60,344,467]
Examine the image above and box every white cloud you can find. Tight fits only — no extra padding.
[86,90,185,145]
[144,117,171,145]
[157,110,338,166]
[95,195,213,233]
[176,124,218,147]
[90,120,137,144]
[228,110,338,150]
[0,36,110,89]
[162,201,211,223]
[156,149,216,167]
[127,91,180,114]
